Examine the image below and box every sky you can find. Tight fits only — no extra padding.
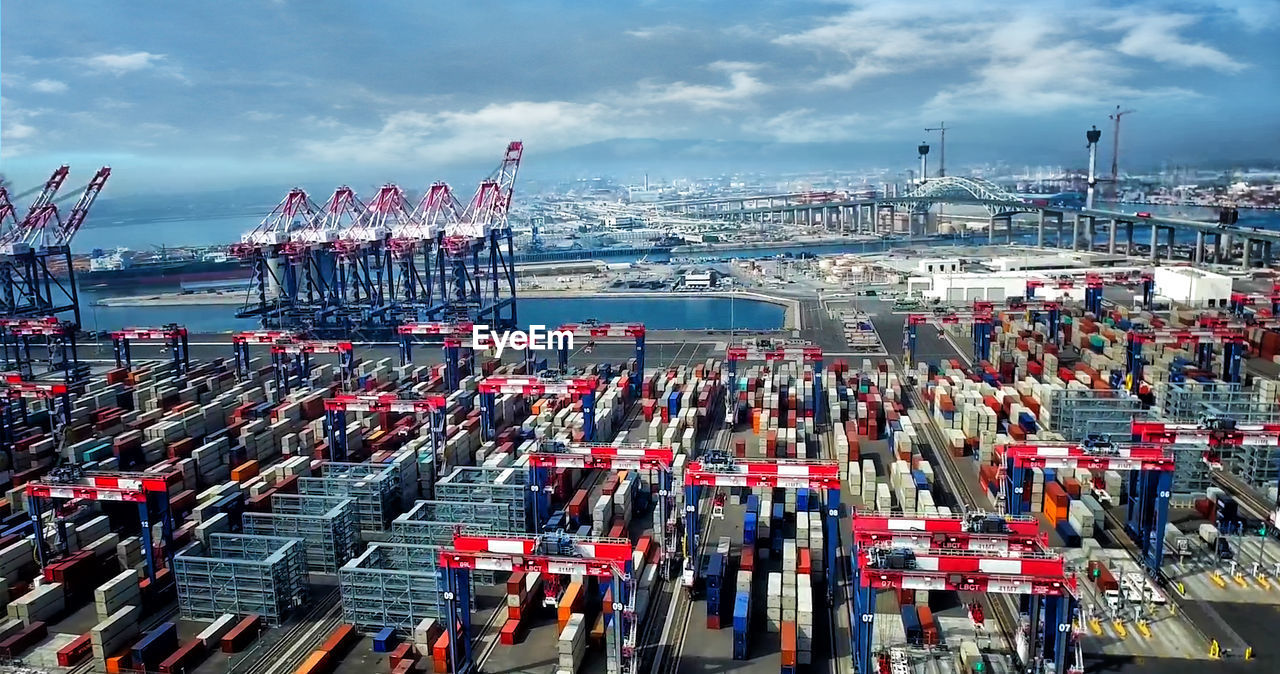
[2,0,1279,196]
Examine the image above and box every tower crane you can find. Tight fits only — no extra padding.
[1108,107,1136,200]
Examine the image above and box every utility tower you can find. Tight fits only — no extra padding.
[1108,106,1135,200]
[925,122,948,177]
[918,142,930,185]
[1085,125,1102,209]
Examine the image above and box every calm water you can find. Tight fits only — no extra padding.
[75,291,785,334]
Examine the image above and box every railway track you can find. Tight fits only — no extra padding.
[907,387,1022,661]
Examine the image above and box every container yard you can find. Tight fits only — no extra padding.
[4,129,1280,674]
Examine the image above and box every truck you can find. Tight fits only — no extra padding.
[1163,523,1192,558]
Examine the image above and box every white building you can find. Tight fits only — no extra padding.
[908,271,1086,304]
[1153,267,1231,308]
[684,271,717,289]
[916,258,961,274]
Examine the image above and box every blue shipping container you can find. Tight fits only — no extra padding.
[733,591,750,632]
[132,622,178,667]
[1055,519,1081,547]
[372,627,396,652]
[668,391,680,416]
[901,606,922,645]
[772,503,784,526]
[797,489,809,512]
[743,513,757,546]
[747,494,760,515]
[706,553,724,589]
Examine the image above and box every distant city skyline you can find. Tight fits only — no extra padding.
[3,0,1278,196]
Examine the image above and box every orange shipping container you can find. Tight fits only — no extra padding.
[781,622,797,667]
[231,460,260,482]
[294,651,331,674]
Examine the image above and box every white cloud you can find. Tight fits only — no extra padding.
[625,24,684,39]
[242,110,282,122]
[30,79,68,94]
[636,62,770,111]
[299,101,629,165]
[744,109,869,144]
[1114,15,1245,72]
[80,51,166,75]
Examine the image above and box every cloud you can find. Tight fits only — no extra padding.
[744,109,870,143]
[625,24,684,39]
[1114,15,1246,72]
[242,110,282,122]
[299,101,629,165]
[636,62,770,111]
[79,51,167,75]
[30,79,68,94]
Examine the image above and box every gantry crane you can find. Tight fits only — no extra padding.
[477,372,598,441]
[554,321,646,397]
[850,511,1081,674]
[725,343,825,424]
[111,324,190,375]
[435,142,523,331]
[232,330,301,379]
[397,321,505,391]
[0,317,81,386]
[1228,283,1280,318]
[1,374,72,439]
[528,440,677,572]
[438,533,637,674]
[903,304,994,368]
[998,436,1176,572]
[323,393,447,465]
[1124,325,1248,393]
[0,166,109,328]
[231,188,321,325]
[25,466,182,582]
[683,455,841,604]
[269,339,355,394]
[850,511,1046,554]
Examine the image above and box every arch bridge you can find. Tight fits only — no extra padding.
[883,177,1031,217]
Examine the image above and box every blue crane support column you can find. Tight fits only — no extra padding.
[851,558,874,674]
[904,322,918,369]
[1142,276,1155,310]
[607,565,631,672]
[557,341,569,373]
[823,488,839,606]
[525,346,539,376]
[444,343,462,392]
[633,333,645,398]
[1005,457,1029,516]
[814,358,825,427]
[1085,284,1103,316]
[1197,342,1215,372]
[479,391,499,441]
[235,341,250,378]
[27,493,45,572]
[325,406,349,461]
[442,567,474,674]
[1223,339,1246,384]
[112,336,131,370]
[1144,471,1173,573]
[684,484,699,568]
[1125,335,1145,394]
[398,333,412,367]
[582,389,597,442]
[1047,305,1061,344]
[530,464,552,527]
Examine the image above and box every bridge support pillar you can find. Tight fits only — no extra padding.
[1126,220,1134,254]
[1056,213,1064,248]
[1265,241,1273,266]
[1149,225,1159,263]
[1243,239,1253,269]
[1222,233,1233,264]
[1195,231,1205,265]
[1166,227,1175,261]
[1086,216,1096,250]
[987,215,996,243]
[1037,211,1046,247]
[1071,215,1081,251]
[1108,218,1117,254]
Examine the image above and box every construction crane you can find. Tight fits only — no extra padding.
[1124,325,1249,394]
[1108,107,1136,200]
[924,122,948,177]
[438,533,638,674]
[111,324,190,375]
[231,189,321,324]
[527,441,677,573]
[850,511,1046,554]
[1227,283,1280,317]
[0,166,110,327]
